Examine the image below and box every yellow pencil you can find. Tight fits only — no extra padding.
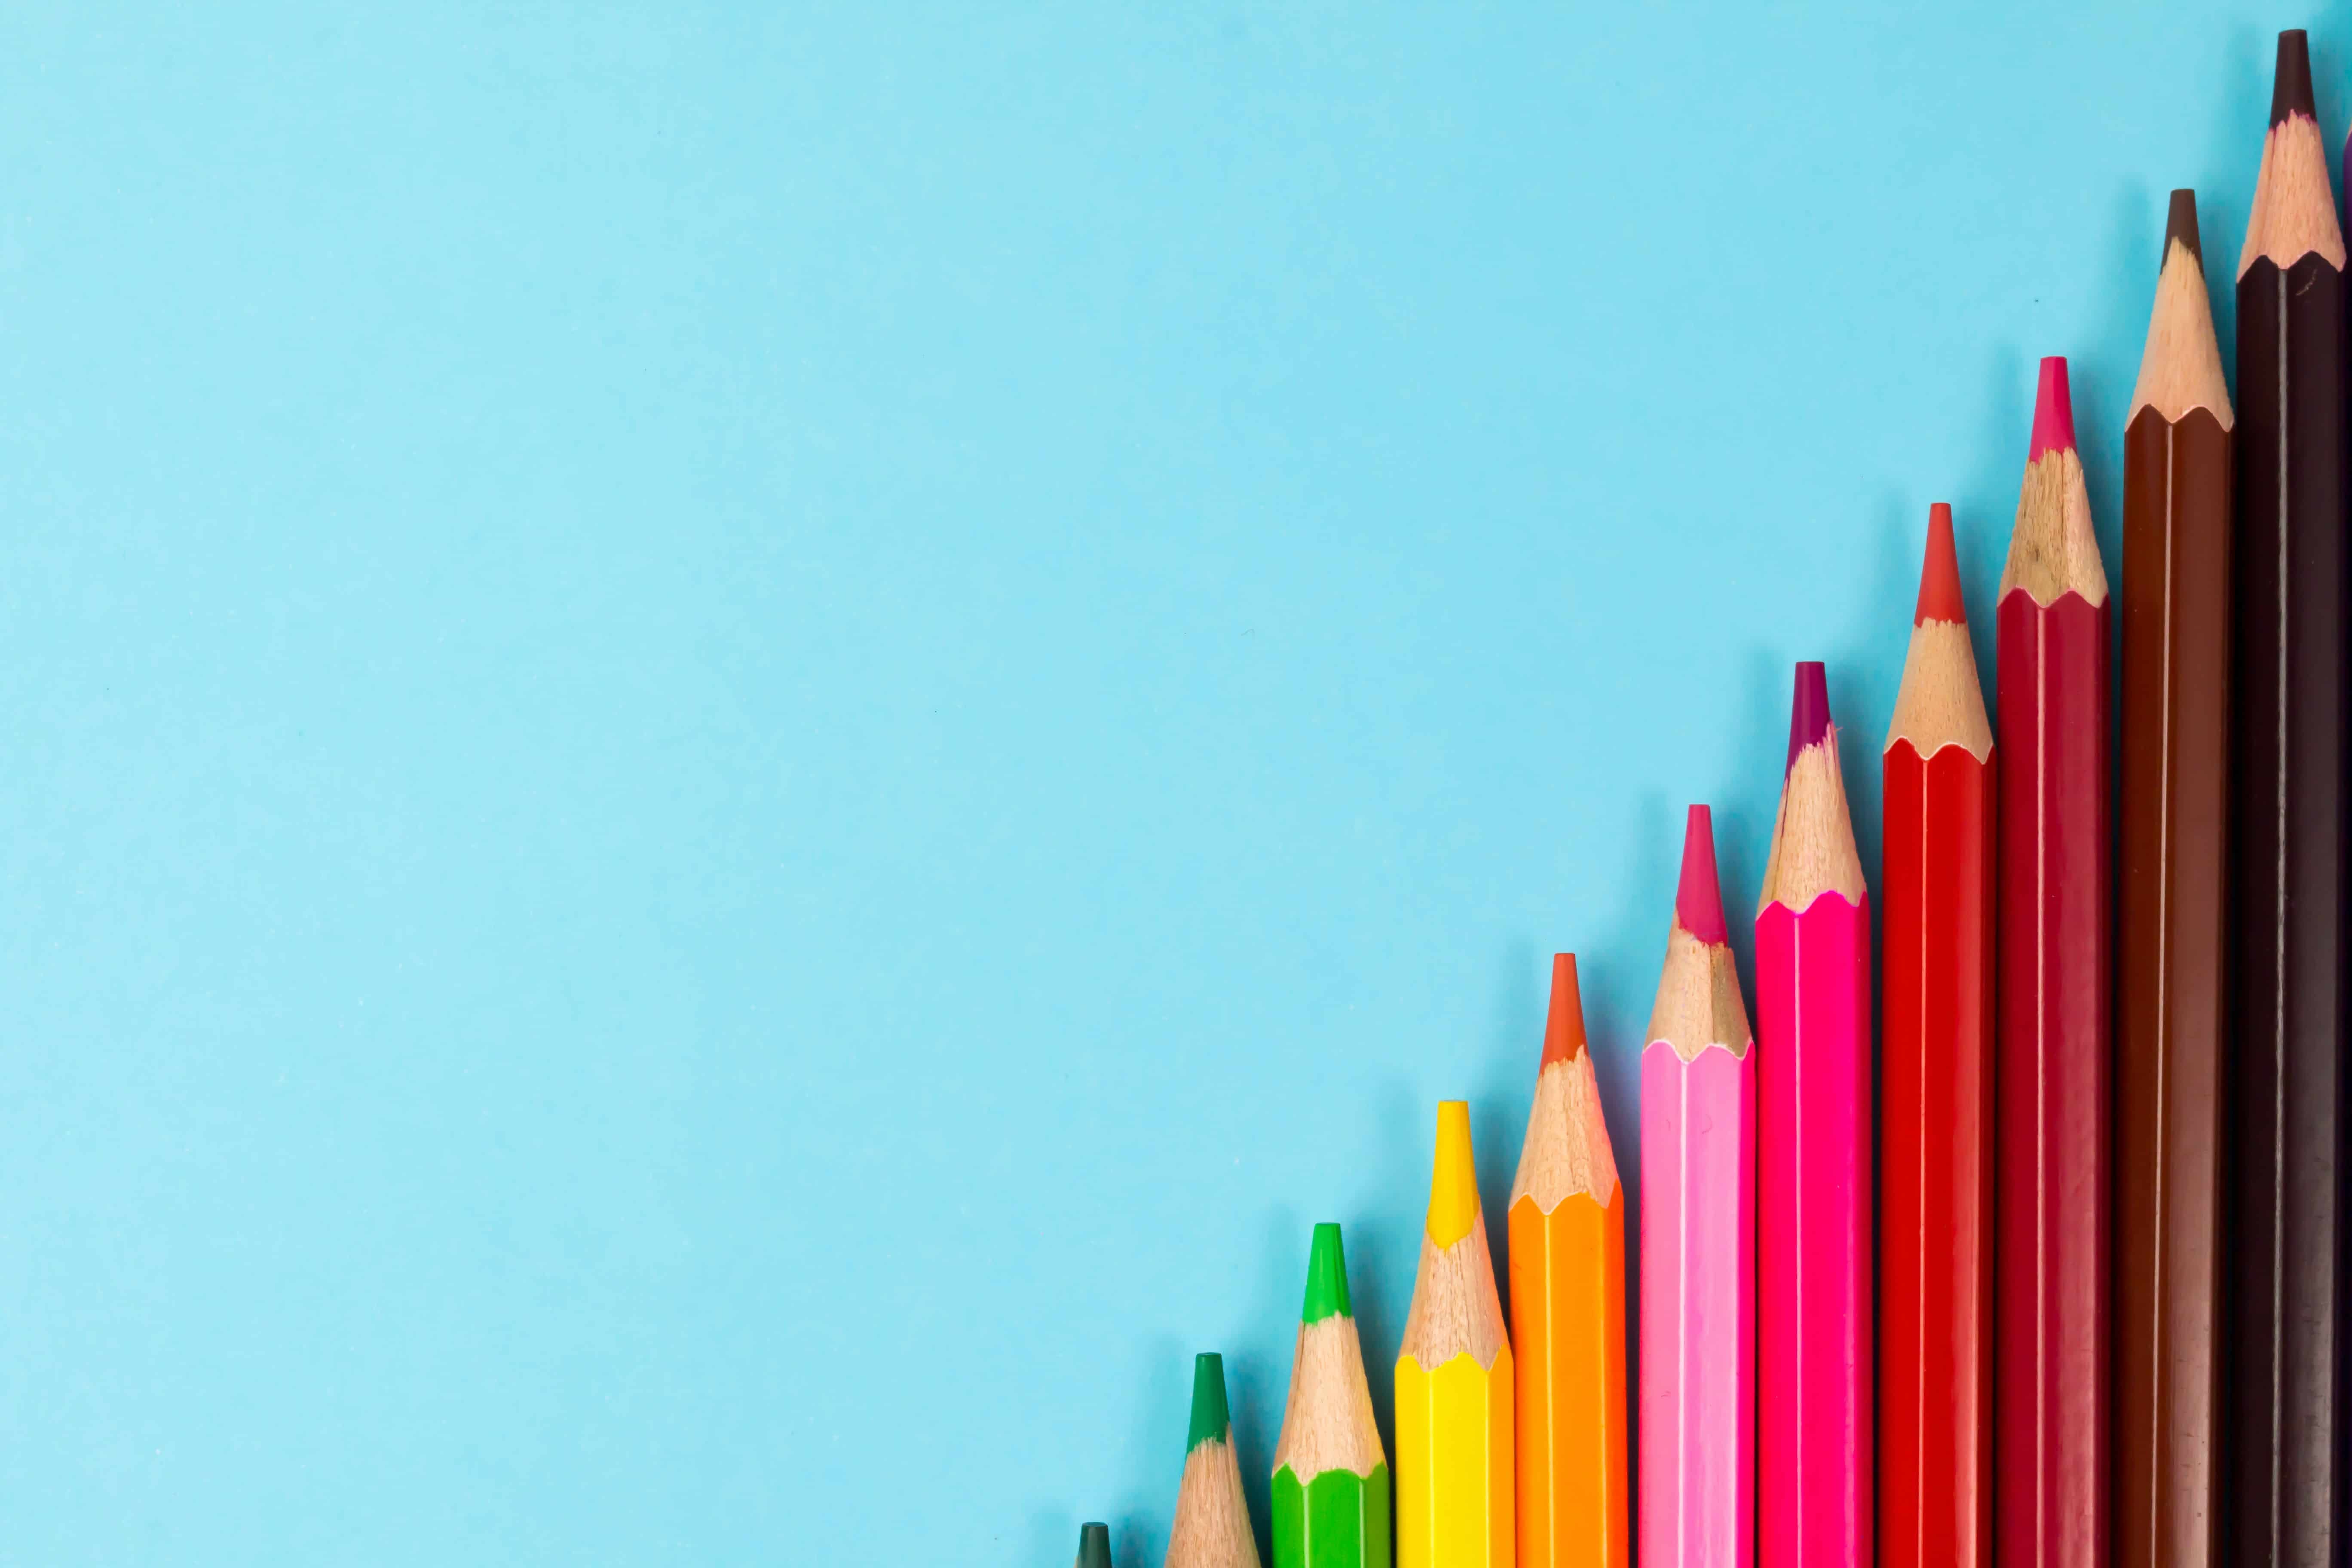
[1396,1100,1514,1568]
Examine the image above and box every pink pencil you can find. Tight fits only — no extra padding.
[1640,804,1756,1568]
[1758,662,1872,1568]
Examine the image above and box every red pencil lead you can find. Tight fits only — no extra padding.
[1540,953,1588,1066]
[2028,356,2076,462]
[1915,503,1966,627]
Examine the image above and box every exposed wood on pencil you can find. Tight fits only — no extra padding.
[1510,963,1620,1214]
[2130,197,2233,428]
[2239,34,2346,277]
[1760,673,1867,913]
[2119,188,2233,1568]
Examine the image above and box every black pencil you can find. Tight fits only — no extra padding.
[2227,31,2350,1568]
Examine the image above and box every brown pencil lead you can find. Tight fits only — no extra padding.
[2271,29,2315,128]
[2165,189,2202,268]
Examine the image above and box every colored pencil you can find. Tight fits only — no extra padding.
[1994,354,2111,1568]
[2118,189,2233,1568]
[1273,1223,1391,1568]
[1397,1100,1513,1568]
[1639,804,1755,1568]
[1509,953,1626,1568]
[1880,503,1995,1568]
[2230,31,2349,1566]
[1169,1353,1262,1568]
[1078,1522,1115,1568]
[1757,662,1872,1568]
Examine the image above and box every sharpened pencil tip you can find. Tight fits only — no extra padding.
[1915,503,1966,626]
[1785,662,1831,773]
[1301,1222,1354,1323]
[2164,189,2203,268]
[2273,30,2315,127]
[1674,805,1728,944]
[1424,1101,1480,1248]
[1076,1522,1113,1568]
[1184,1354,1230,1453]
[1540,953,1587,1065]
[2028,356,2076,462]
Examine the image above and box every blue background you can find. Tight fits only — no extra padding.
[0,3,2324,1561]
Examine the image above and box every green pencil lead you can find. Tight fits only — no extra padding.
[1075,1520,1113,1568]
[1186,1352,1232,1453]
[1301,1222,1354,1324]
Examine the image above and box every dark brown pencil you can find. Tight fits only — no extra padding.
[2228,31,2349,1568]
[2118,189,2232,1568]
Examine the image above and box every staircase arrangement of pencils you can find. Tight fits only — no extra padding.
[1065,27,2352,1568]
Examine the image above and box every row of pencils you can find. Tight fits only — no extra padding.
[1069,27,2349,1568]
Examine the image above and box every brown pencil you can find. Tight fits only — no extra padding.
[2228,32,2349,1568]
[2118,188,2233,1568]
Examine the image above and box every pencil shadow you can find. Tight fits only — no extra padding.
[1475,938,1547,1311]
[1959,348,2031,737]
[1352,1079,1427,1466]
[1228,1206,1300,1565]
[1723,646,1785,986]
[1027,1508,1075,1564]
[1121,1334,1185,1568]
[1595,787,1675,1502]
[2187,26,2271,388]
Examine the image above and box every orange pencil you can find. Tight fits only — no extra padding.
[1509,955,1628,1568]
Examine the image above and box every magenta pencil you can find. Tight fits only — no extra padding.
[1640,804,1757,1568]
[1757,662,1873,1568]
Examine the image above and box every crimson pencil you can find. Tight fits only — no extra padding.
[1994,356,2111,1568]
[1880,504,1994,1568]
[1757,662,1871,1568]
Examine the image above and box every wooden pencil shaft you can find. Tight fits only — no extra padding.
[1638,1039,1753,1568]
[1994,582,2111,1568]
[2225,245,2349,1568]
[1509,1191,1626,1568]
[2117,402,2230,1568]
[1879,737,1994,1568]
[1755,889,1871,1568]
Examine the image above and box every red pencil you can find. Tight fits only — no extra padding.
[1880,504,1995,1568]
[1995,357,2112,1568]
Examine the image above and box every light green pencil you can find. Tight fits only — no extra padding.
[1273,1223,1392,1568]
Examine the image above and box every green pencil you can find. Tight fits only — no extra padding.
[1075,1520,1113,1568]
[1169,1352,1262,1567]
[1273,1224,1392,1568]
